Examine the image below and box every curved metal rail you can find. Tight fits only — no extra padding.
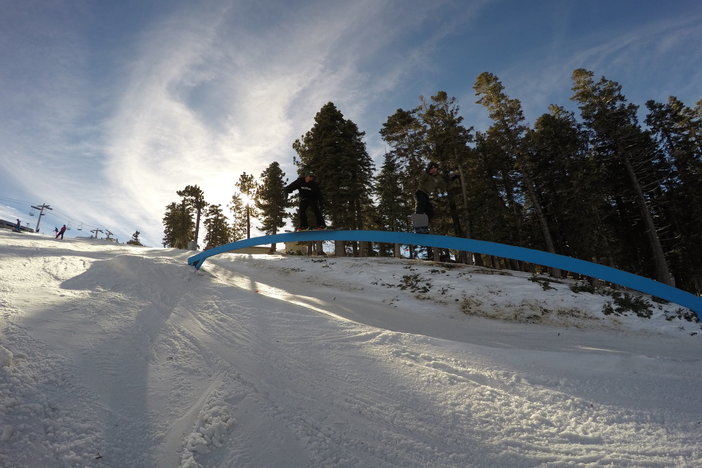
[187,230,702,318]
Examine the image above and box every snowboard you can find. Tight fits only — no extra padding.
[411,213,430,234]
[286,226,336,232]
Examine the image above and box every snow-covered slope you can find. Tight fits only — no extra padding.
[1,230,700,467]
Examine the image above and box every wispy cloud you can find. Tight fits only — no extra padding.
[95,0,489,243]
[0,3,93,176]
[0,2,116,235]
[498,12,702,125]
[22,1,692,246]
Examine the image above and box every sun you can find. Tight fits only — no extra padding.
[240,192,252,207]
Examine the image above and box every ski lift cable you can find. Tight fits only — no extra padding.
[0,195,35,205]
[3,196,114,237]
[0,196,113,237]
[0,196,84,226]
[47,206,93,230]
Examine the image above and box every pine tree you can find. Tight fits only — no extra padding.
[470,131,522,246]
[176,185,207,247]
[379,108,426,230]
[234,172,259,239]
[374,153,407,231]
[229,194,248,241]
[474,73,557,273]
[256,162,290,234]
[256,162,290,252]
[526,106,616,263]
[202,204,231,249]
[645,96,702,291]
[162,201,194,249]
[416,91,473,240]
[373,153,407,256]
[293,102,374,255]
[571,68,674,285]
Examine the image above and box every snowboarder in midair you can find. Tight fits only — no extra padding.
[285,172,326,230]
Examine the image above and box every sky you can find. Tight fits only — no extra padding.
[1,230,700,466]
[1,0,701,246]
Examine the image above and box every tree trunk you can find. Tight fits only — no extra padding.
[246,206,251,239]
[455,163,474,265]
[521,169,561,278]
[360,241,370,257]
[622,155,674,285]
[334,240,345,257]
[194,209,202,248]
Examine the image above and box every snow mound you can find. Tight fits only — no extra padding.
[1,231,700,467]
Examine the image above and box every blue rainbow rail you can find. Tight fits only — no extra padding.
[187,230,702,319]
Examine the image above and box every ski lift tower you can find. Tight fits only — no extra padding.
[30,203,52,233]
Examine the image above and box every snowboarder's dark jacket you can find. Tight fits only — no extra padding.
[417,171,448,196]
[285,177,323,201]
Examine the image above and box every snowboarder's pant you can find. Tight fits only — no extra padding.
[415,191,434,221]
[299,199,324,229]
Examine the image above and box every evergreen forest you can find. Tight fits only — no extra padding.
[162,69,702,295]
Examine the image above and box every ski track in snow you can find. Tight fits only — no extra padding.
[1,231,701,467]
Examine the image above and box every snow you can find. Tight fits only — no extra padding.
[1,229,700,467]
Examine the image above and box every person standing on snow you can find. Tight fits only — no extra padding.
[14,219,21,232]
[56,224,67,239]
[284,172,327,230]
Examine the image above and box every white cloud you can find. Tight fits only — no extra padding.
[0,0,516,245]
[0,2,120,237]
[490,12,702,127]
[95,0,489,244]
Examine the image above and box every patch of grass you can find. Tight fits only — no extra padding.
[372,273,433,295]
[602,292,652,318]
[570,280,597,294]
[399,274,432,294]
[664,308,700,323]
[280,267,304,273]
[529,275,556,291]
[460,296,483,315]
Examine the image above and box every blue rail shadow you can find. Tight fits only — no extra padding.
[187,230,702,319]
